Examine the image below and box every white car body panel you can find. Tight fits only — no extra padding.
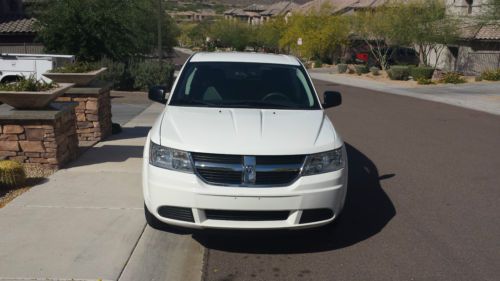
[158,107,340,155]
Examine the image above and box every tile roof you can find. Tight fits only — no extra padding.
[261,1,299,16]
[459,21,500,41]
[475,23,500,40]
[0,17,37,34]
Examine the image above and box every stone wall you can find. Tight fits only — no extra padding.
[56,83,112,143]
[0,105,78,169]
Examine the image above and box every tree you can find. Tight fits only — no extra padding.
[253,17,288,52]
[36,0,179,61]
[208,20,251,51]
[351,5,410,70]
[483,0,500,22]
[280,9,350,63]
[401,0,459,67]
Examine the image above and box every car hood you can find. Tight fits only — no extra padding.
[156,106,341,155]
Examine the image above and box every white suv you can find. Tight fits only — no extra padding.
[143,52,347,230]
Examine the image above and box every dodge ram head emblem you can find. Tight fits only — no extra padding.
[243,156,256,185]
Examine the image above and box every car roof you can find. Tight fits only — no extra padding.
[190,52,301,66]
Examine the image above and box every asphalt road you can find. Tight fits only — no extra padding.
[198,79,500,281]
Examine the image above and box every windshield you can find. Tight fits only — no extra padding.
[169,62,320,110]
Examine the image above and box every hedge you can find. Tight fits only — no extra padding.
[388,65,410,80]
[411,67,435,80]
[337,64,348,73]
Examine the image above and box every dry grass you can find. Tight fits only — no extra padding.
[0,164,55,208]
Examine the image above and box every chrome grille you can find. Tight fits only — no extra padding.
[191,153,305,187]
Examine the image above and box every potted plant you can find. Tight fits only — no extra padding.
[0,76,74,109]
[43,62,107,86]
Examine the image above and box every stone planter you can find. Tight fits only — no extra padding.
[0,102,79,169]
[0,83,75,110]
[43,67,107,87]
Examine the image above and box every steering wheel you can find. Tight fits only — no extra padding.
[262,92,291,102]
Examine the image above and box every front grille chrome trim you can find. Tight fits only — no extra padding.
[191,153,306,187]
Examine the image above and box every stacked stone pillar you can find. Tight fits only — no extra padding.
[56,82,112,143]
[0,103,78,169]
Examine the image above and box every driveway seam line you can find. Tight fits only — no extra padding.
[116,223,147,281]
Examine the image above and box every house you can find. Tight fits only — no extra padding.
[224,2,298,25]
[0,0,43,54]
[169,9,219,23]
[292,0,387,15]
[432,0,500,74]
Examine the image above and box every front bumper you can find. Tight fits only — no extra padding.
[143,160,348,230]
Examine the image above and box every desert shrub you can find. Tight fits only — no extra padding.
[0,75,57,91]
[475,76,483,82]
[480,69,500,81]
[370,66,380,76]
[337,64,348,73]
[129,60,175,91]
[440,72,466,84]
[0,161,26,188]
[354,65,368,75]
[314,59,323,68]
[416,77,434,85]
[96,59,129,89]
[348,67,355,74]
[388,65,410,80]
[411,67,435,80]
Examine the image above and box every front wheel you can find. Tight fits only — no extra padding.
[144,203,166,230]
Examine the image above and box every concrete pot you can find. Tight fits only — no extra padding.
[43,67,107,86]
[0,83,75,110]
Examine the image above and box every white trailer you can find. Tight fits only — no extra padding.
[0,53,75,83]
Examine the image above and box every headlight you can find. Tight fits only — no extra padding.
[302,147,345,176]
[149,141,193,173]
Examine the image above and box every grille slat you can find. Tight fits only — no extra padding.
[192,152,305,186]
[205,210,290,221]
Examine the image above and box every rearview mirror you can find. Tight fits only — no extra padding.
[323,91,342,108]
[148,86,168,104]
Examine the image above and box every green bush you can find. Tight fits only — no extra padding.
[354,65,368,75]
[0,75,57,91]
[369,66,380,76]
[388,65,410,80]
[129,61,174,91]
[96,59,174,91]
[337,64,348,73]
[0,160,26,188]
[314,59,323,68]
[96,59,129,90]
[411,67,435,80]
[439,72,466,84]
[480,69,500,81]
[416,77,434,85]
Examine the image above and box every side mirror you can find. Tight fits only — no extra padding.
[148,86,168,104]
[323,91,342,108]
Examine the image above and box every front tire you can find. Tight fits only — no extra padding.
[144,203,166,230]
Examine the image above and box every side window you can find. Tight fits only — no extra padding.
[295,69,314,106]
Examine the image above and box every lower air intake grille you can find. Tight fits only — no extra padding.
[205,210,290,221]
[157,206,195,222]
[299,209,334,224]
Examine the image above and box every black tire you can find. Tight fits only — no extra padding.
[144,203,166,230]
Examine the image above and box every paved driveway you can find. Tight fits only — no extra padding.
[201,79,500,281]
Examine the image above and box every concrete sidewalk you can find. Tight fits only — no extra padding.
[310,71,500,116]
[0,103,203,281]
